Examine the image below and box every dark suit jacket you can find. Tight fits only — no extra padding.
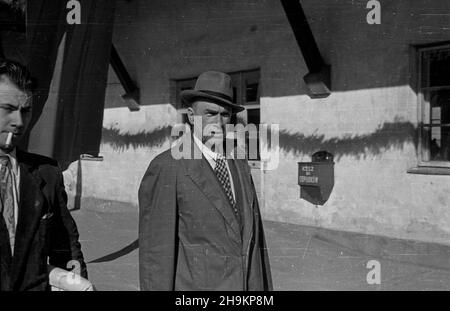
[0,150,87,291]
[138,141,272,291]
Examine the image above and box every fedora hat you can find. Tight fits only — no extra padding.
[180,71,245,112]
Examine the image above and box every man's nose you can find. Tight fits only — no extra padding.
[216,114,225,126]
[11,110,24,129]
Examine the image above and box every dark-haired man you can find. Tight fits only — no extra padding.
[0,58,87,291]
[139,71,272,291]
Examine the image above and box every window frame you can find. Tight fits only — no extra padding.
[417,43,450,169]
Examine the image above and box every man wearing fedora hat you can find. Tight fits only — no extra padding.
[138,71,272,291]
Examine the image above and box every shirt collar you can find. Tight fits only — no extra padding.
[192,134,219,162]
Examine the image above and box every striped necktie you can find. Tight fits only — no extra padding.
[0,155,15,254]
[214,155,237,214]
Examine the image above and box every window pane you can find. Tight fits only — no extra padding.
[427,89,450,161]
[421,125,431,162]
[246,82,258,103]
[422,91,430,124]
[230,72,242,105]
[247,108,260,125]
[246,109,260,160]
[243,70,260,104]
[422,48,450,87]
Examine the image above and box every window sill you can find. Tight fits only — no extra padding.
[407,166,450,175]
[80,154,104,162]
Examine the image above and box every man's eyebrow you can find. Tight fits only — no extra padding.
[204,108,231,114]
[204,109,219,113]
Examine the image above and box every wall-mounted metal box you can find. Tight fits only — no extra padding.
[298,151,334,205]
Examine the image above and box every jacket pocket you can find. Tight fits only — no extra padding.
[196,247,229,289]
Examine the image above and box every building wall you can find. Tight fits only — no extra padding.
[71,0,450,244]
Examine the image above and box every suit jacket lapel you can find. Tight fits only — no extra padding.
[0,213,12,287]
[182,141,241,238]
[10,157,45,285]
[233,159,255,253]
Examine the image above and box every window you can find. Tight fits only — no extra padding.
[174,69,261,161]
[418,44,450,168]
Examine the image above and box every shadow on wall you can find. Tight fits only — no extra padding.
[101,119,417,161]
[278,119,417,160]
[101,126,173,151]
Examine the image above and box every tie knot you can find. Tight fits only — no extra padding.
[0,155,10,166]
[216,154,227,163]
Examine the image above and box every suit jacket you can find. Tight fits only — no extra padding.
[138,141,272,291]
[0,150,87,291]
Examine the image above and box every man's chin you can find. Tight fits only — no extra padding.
[0,145,14,154]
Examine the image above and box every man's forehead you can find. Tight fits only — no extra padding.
[0,78,32,105]
[193,100,232,112]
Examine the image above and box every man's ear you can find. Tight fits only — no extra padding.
[187,107,195,125]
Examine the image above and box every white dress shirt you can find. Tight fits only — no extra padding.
[192,135,236,201]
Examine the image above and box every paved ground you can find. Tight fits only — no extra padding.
[72,198,450,291]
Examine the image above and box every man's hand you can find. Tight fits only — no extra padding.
[48,265,95,291]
